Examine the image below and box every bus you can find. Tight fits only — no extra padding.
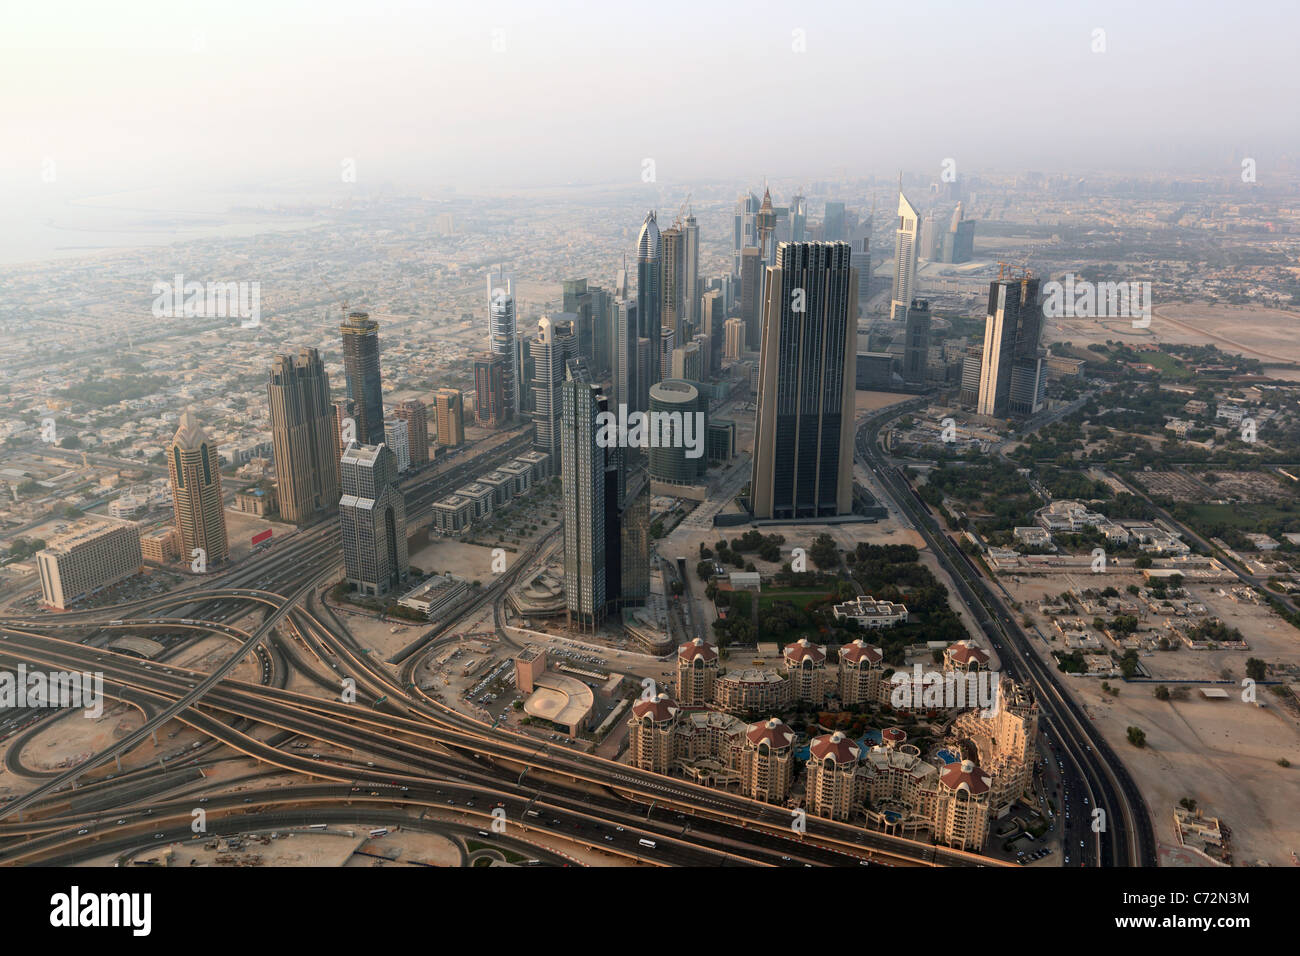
[638,838,657,848]
[369,827,389,838]
[308,824,327,831]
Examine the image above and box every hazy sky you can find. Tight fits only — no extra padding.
[3,0,1298,200]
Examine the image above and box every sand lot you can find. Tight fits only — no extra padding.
[1005,562,1300,865]
[1073,677,1300,866]
[1044,301,1300,366]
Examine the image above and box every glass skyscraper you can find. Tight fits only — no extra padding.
[340,311,385,446]
[751,242,859,520]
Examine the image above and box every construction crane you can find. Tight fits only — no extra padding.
[675,191,692,228]
[996,261,1035,282]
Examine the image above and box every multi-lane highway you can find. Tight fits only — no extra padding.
[0,417,1033,869]
[856,408,1157,867]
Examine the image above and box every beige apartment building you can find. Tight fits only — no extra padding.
[36,518,143,609]
[139,526,180,564]
[624,697,797,806]
[714,668,791,714]
[739,717,796,805]
[435,388,465,448]
[627,694,680,773]
[837,639,884,705]
[934,760,993,852]
[783,637,827,706]
[950,676,1039,811]
[675,637,718,705]
[723,317,745,360]
[805,731,865,822]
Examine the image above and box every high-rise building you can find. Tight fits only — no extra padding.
[675,637,718,705]
[635,337,652,413]
[682,208,699,330]
[823,201,846,242]
[340,311,385,445]
[613,294,638,416]
[267,348,339,525]
[487,270,520,421]
[933,761,993,851]
[329,399,352,486]
[891,188,921,322]
[723,317,745,360]
[751,242,858,520]
[636,211,662,389]
[732,191,760,277]
[658,327,675,384]
[942,202,976,264]
[670,341,703,383]
[960,344,984,406]
[848,219,872,316]
[740,247,763,351]
[700,288,724,375]
[920,209,942,261]
[977,275,1044,418]
[838,639,884,705]
[805,731,866,821]
[783,637,828,705]
[560,358,607,630]
[36,518,143,609]
[620,467,650,606]
[562,278,595,369]
[392,399,429,466]
[434,388,465,448]
[903,299,932,385]
[660,222,684,342]
[339,442,407,597]
[791,193,807,243]
[384,419,411,472]
[739,718,796,804]
[167,410,229,566]
[473,353,507,428]
[756,188,777,266]
[648,379,707,486]
[530,316,576,462]
[516,329,536,414]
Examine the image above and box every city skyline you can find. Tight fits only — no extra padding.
[3,1,1299,909]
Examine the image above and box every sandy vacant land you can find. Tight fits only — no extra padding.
[1006,562,1300,865]
[1074,677,1300,866]
[1044,301,1300,366]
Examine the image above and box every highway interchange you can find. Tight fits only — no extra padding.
[0,405,1154,869]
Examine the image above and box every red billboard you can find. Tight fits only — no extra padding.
[251,529,273,547]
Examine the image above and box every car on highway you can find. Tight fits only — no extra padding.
[77,828,89,835]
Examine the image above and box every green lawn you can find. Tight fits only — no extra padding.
[1184,502,1299,531]
[757,589,835,612]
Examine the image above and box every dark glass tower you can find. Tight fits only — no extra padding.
[267,348,339,524]
[751,242,859,520]
[340,311,385,446]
